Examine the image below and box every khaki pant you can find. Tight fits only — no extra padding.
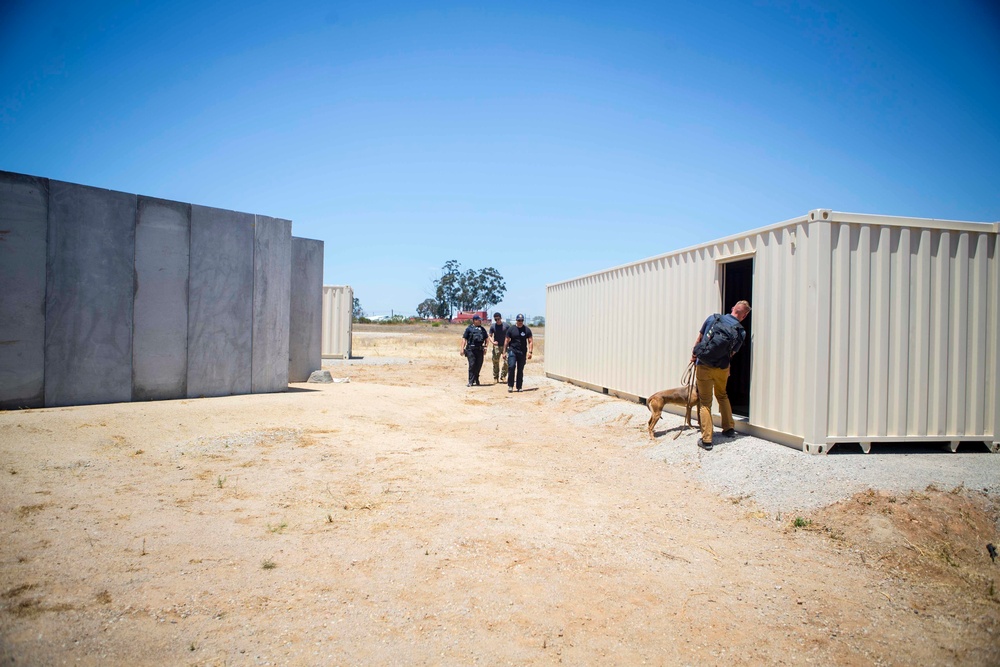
[696,364,734,443]
[492,345,507,382]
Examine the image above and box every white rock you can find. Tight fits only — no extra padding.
[307,370,333,383]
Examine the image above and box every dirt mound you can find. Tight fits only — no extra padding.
[810,487,1000,664]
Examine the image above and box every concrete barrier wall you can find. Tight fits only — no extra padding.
[133,196,191,401]
[45,181,136,407]
[187,205,255,398]
[252,216,293,393]
[289,238,324,382]
[0,173,48,409]
[0,170,325,409]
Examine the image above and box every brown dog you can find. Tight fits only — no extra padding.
[646,386,699,439]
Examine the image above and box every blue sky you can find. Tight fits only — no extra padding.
[2,1,998,318]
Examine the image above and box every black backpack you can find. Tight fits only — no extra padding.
[693,314,742,367]
[468,326,486,348]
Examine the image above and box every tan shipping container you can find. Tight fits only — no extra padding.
[546,210,999,454]
[321,285,353,359]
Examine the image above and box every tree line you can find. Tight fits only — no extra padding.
[417,260,507,320]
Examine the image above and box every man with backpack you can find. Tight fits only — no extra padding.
[690,300,751,450]
[460,314,489,387]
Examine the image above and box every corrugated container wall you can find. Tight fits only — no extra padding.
[321,285,353,359]
[545,210,999,453]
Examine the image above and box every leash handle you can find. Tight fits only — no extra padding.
[682,360,697,431]
[680,360,695,388]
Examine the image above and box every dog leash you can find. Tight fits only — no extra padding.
[673,360,698,441]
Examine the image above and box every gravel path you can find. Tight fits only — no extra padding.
[561,380,1000,513]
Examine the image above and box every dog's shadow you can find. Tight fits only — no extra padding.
[652,424,699,439]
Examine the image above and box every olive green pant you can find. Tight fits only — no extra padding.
[492,345,507,382]
[696,364,734,443]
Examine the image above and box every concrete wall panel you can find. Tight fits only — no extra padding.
[0,172,48,408]
[44,181,136,407]
[187,205,254,398]
[133,197,191,401]
[1,170,323,410]
[251,215,292,393]
[289,238,324,382]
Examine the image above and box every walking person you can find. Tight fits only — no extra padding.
[460,314,489,387]
[691,300,751,450]
[505,314,533,393]
[488,312,508,384]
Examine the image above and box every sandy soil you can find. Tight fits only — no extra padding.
[1,323,998,666]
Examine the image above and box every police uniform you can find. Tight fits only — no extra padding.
[462,317,488,386]
[505,316,533,391]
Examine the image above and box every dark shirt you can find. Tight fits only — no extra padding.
[505,324,533,354]
[463,324,488,350]
[489,322,507,346]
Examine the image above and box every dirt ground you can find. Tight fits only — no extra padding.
[1,323,998,666]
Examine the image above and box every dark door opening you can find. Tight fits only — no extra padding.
[722,258,753,418]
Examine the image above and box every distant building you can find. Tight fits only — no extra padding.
[454,310,488,323]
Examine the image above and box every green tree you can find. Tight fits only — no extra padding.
[434,260,462,320]
[433,260,507,318]
[433,298,450,320]
[352,297,364,321]
[457,269,479,311]
[478,267,506,314]
[416,298,439,319]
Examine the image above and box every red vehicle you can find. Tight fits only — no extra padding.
[453,310,488,323]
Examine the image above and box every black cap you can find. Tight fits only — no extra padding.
[516,314,524,321]
[472,314,481,320]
